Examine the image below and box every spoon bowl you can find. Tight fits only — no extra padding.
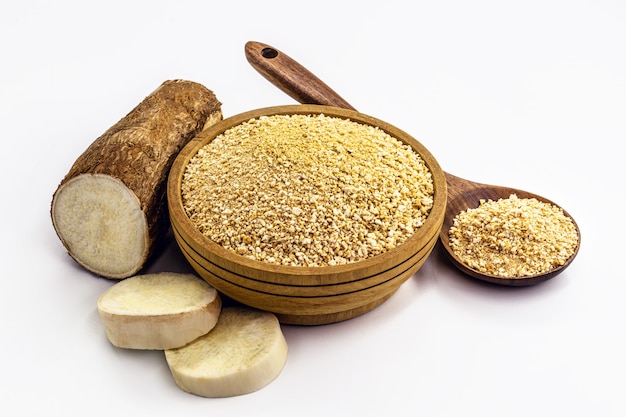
[245,41,581,285]
[440,172,580,285]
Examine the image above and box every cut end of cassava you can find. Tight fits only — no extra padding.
[97,272,222,350]
[51,80,223,279]
[51,173,148,279]
[165,306,288,398]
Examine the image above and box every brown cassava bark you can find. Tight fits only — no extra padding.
[51,79,222,278]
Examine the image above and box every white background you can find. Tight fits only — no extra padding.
[1,0,625,415]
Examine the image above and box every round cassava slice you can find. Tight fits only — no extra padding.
[97,272,221,350]
[164,306,288,398]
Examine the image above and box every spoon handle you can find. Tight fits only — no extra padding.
[245,41,356,110]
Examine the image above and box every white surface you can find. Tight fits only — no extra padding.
[1,0,625,415]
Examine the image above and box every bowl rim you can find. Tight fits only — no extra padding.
[168,104,447,285]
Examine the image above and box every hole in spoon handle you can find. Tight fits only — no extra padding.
[244,41,356,110]
[261,47,279,59]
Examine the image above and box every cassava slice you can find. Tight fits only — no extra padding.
[97,272,222,350]
[51,80,222,279]
[164,306,288,398]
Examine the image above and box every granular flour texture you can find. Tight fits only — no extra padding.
[182,113,434,267]
[448,194,578,278]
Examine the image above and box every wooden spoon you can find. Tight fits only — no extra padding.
[244,41,581,286]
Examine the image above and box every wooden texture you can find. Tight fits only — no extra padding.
[173,223,437,297]
[440,172,581,286]
[168,105,446,325]
[245,41,581,286]
[51,80,222,278]
[244,41,356,110]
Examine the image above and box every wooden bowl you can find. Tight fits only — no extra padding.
[174,227,438,297]
[168,105,447,325]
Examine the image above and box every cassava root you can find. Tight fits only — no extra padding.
[51,80,222,278]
